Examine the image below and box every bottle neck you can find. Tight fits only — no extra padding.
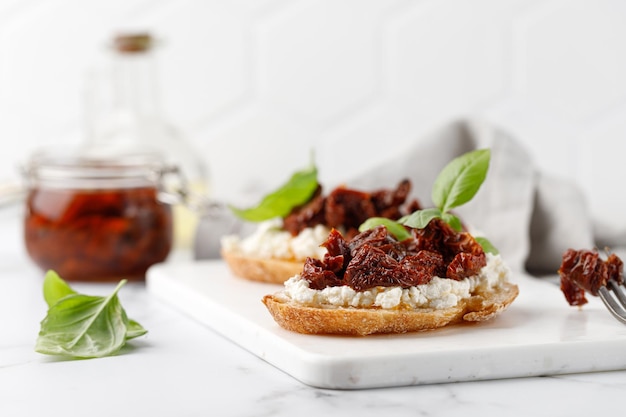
[110,50,160,117]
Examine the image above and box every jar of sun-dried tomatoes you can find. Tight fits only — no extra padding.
[22,146,180,282]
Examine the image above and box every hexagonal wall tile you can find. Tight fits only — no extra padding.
[255,0,405,129]
[316,100,457,189]
[576,111,626,234]
[520,0,626,122]
[386,0,519,122]
[130,0,260,130]
[196,104,316,204]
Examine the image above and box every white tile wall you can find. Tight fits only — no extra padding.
[2,0,626,230]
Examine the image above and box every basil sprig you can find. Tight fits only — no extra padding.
[229,163,319,222]
[401,148,490,232]
[359,148,498,254]
[432,148,490,213]
[35,271,147,359]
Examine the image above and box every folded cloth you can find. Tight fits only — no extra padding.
[194,118,595,276]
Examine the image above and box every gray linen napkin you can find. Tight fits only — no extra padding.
[194,118,595,276]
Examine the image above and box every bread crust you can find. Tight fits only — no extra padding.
[221,249,303,284]
[262,282,519,335]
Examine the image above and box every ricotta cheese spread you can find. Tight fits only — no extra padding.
[221,218,329,261]
[280,253,511,309]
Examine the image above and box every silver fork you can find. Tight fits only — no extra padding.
[598,280,626,324]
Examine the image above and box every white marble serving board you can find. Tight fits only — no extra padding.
[146,260,626,389]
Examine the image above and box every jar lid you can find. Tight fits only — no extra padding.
[23,145,166,189]
[113,33,153,53]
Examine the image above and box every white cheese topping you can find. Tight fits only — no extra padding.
[221,218,329,261]
[280,253,511,310]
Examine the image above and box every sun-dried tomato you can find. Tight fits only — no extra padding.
[394,250,445,287]
[24,187,172,282]
[282,186,325,235]
[300,219,487,291]
[558,249,624,306]
[302,257,343,290]
[447,252,487,280]
[344,244,403,291]
[282,179,420,238]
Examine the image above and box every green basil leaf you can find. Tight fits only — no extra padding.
[229,163,318,222]
[43,270,76,307]
[475,236,499,255]
[126,319,148,340]
[432,148,490,213]
[358,217,411,241]
[441,212,462,232]
[36,280,133,358]
[399,208,442,229]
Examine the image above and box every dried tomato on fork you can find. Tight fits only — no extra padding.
[558,249,624,306]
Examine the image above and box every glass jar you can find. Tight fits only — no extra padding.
[22,147,175,282]
[85,32,210,250]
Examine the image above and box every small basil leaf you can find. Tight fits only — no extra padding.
[432,148,490,213]
[126,319,148,341]
[229,163,318,222]
[43,270,76,307]
[358,217,411,241]
[399,208,442,229]
[36,280,131,358]
[475,236,499,255]
[442,212,463,232]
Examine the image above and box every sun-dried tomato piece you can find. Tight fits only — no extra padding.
[560,272,588,306]
[322,228,350,257]
[283,179,420,238]
[283,186,325,236]
[447,252,487,280]
[344,244,400,291]
[558,249,624,306]
[324,187,377,235]
[300,217,487,291]
[24,187,172,282]
[395,250,445,286]
[323,254,345,275]
[370,178,413,220]
[408,218,483,263]
[348,225,396,254]
[302,257,343,290]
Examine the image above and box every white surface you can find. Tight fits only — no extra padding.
[146,260,626,389]
[2,208,626,416]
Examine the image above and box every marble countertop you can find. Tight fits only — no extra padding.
[2,206,625,417]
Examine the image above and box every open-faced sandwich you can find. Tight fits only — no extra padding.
[262,149,519,335]
[221,163,420,284]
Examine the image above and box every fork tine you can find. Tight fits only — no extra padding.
[599,284,626,325]
[608,280,626,306]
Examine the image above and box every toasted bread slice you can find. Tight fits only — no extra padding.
[221,249,304,284]
[262,282,519,335]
